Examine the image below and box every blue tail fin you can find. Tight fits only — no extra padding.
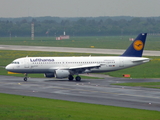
[121,33,147,57]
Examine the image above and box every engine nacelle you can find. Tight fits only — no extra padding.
[54,70,70,79]
[44,73,55,78]
[84,69,91,73]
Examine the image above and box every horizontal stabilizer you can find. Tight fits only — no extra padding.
[131,58,150,62]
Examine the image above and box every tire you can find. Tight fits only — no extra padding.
[68,75,74,81]
[24,77,27,81]
[75,76,81,81]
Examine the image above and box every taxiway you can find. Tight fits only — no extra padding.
[0,75,160,111]
[0,45,159,56]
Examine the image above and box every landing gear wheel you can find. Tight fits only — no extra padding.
[24,77,27,81]
[68,75,74,81]
[75,76,81,81]
[24,73,28,81]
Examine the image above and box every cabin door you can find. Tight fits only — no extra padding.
[24,58,29,68]
[119,58,124,67]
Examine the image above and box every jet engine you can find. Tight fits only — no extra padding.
[44,73,55,78]
[54,70,70,79]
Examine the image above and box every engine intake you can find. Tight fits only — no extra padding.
[54,70,70,79]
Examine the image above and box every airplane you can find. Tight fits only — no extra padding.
[5,33,150,82]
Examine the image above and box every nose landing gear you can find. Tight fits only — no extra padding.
[24,73,28,81]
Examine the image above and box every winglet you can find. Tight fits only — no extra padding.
[121,33,147,57]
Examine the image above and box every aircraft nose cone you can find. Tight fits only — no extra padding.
[5,64,12,71]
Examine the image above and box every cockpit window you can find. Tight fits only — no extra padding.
[11,62,20,64]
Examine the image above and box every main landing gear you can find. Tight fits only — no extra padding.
[68,75,74,81]
[75,76,81,81]
[68,75,81,81]
[24,73,28,81]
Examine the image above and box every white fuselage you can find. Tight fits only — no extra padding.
[5,33,149,81]
[5,56,150,74]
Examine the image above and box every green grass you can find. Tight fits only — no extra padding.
[0,35,160,50]
[0,93,160,120]
[112,82,160,89]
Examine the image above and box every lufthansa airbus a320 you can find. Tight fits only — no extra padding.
[5,33,150,81]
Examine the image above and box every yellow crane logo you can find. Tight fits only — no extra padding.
[133,40,143,51]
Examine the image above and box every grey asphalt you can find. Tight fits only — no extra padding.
[0,45,160,56]
[0,75,160,111]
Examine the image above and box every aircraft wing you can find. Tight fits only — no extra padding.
[69,64,101,70]
[50,64,102,71]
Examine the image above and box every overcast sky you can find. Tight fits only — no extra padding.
[0,0,160,18]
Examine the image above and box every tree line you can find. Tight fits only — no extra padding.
[0,16,160,37]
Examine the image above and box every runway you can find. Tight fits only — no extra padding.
[1,75,160,111]
[0,45,160,56]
